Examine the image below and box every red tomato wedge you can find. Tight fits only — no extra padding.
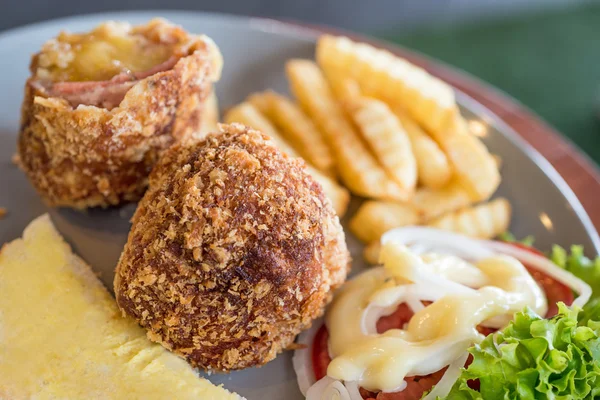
[505,241,574,315]
[310,242,574,400]
[311,324,330,383]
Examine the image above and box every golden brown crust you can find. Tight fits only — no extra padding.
[18,19,222,208]
[114,123,350,371]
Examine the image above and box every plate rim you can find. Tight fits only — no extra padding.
[454,91,600,253]
[0,9,598,254]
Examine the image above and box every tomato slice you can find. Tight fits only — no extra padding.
[376,303,414,334]
[359,369,447,400]
[311,324,330,381]
[310,242,574,399]
[311,305,441,399]
[504,242,574,317]
[526,266,573,316]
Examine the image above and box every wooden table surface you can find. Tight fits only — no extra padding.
[296,20,600,232]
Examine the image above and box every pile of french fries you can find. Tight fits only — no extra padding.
[224,35,511,264]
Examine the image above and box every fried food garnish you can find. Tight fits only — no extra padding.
[428,197,512,239]
[349,97,417,197]
[286,59,406,201]
[248,91,335,177]
[316,35,500,201]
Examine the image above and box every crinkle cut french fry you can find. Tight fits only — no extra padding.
[393,108,452,189]
[350,98,417,196]
[316,35,500,201]
[410,180,472,221]
[286,59,406,201]
[248,91,336,178]
[362,198,511,264]
[309,167,350,218]
[363,240,382,265]
[224,102,299,156]
[324,74,362,107]
[438,114,501,201]
[427,198,512,239]
[223,103,349,217]
[351,180,472,244]
[316,35,456,123]
[246,91,271,114]
[492,154,503,170]
[349,200,420,243]
[199,89,219,137]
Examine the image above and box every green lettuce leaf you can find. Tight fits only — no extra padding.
[443,303,600,399]
[498,232,535,247]
[501,242,600,321]
[436,243,600,398]
[550,244,600,324]
[550,245,600,300]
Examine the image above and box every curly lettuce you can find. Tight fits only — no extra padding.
[500,240,600,321]
[498,232,535,247]
[444,304,600,399]
[551,245,600,325]
[441,245,600,399]
[550,245,600,300]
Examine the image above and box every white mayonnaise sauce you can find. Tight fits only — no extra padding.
[325,240,547,392]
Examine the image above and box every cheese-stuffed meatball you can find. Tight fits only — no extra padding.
[18,19,222,208]
[114,123,350,371]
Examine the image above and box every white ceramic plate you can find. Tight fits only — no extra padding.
[0,11,598,400]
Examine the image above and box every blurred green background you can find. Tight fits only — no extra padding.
[388,3,600,165]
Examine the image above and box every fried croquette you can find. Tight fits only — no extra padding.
[18,19,222,208]
[114,123,350,371]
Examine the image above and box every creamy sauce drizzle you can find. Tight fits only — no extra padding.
[325,241,547,392]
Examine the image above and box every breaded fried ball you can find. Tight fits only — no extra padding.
[114,123,350,371]
[18,19,222,209]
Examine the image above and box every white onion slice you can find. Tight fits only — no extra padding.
[294,320,363,400]
[362,303,398,335]
[383,227,591,308]
[381,379,408,393]
[485,241,592,308]
[406,297,425,313]
[369,283,454,308]
[293,320,322,395]
[382,227,494,260]
[306,376,352,400]
[344,380,366,400]
[362,282,450,335]
[422,352,469,400]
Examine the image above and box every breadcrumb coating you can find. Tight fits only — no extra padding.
[115,123,350,371]
[18,19,222,208]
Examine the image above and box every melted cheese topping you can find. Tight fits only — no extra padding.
[37,22,174,82]
[0,215,240,400]
[325,241,547,392]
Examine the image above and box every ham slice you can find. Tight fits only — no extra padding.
[39,57,179,109]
